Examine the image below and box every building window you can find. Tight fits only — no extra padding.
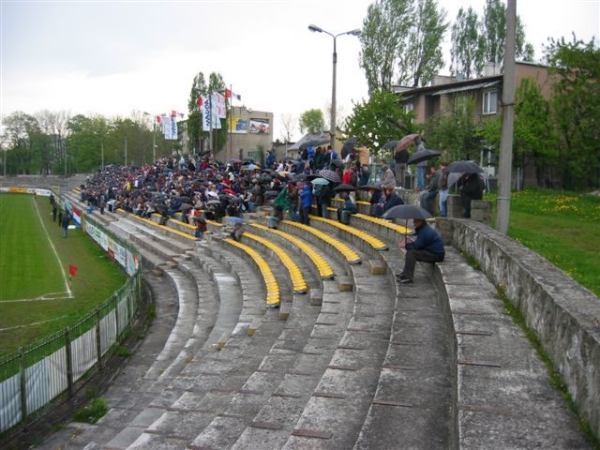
[483,90,498,115]
[403,103,414,114]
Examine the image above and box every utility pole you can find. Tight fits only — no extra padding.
[496,0,517,235]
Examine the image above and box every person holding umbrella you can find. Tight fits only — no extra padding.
[457,172,485,218]
[397,217,445,285]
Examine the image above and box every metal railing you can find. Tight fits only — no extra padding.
[0,194,142,436]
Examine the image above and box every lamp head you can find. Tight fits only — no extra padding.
[347,29,361,37]
[308,24,323,33]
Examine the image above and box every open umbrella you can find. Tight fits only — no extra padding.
[342,137,358,155]
[396,133,421,151]
[382,140,399,150]
[318,169,341,183]
[178,203,194,211]
[333,183,356,192]
[299,138,329,150]
[445,160,483,174]
[310,177,329,185]
[407,149,441,165]
[357,183,382,191]
[382,204,432,240]
[383,204,431,220]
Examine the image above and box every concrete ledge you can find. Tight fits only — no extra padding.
[279,301,292,320]
[447,219,600,438]
[368,259,386,275]
[338,276,353,292]
[310,288,323,306]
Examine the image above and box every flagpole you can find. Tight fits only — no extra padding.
[229,84,233,158]
[209,93,213,153]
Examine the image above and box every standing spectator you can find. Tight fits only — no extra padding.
[61,210,71,238]
[194,213,207,240]
[458,173,484,218]
[419,165,443,214]
[52,202,58,222]
[380,161,396,187]
[265,150,275,169]
[316,181,332,219]
[397,218,445,285]
[394,145,409,187]
[299,183,313,225]
[438,163,450,217]
[356,144,371,186]
[414,136,427,190]
[342,161,358,187]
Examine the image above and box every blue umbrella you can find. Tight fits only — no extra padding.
[310,178,329,185]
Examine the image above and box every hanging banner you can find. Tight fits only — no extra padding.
[202,96,212,132]
[212,92,227,119]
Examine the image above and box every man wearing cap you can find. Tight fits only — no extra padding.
[397,219,445,285]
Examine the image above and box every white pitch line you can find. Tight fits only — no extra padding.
[33,198,73,298]
[0,315,69,332]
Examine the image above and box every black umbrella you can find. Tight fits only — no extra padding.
[329,159,344,169]
[178,203,194,211]
[407,149,441,165]
[382,140,399,150]
[382,204,431,220]
[299,138,329,150]
[357,183,382,191]
[333,183,356,192]
[382,204,432,240]
[445,160,483,174]
[342,137,358,155]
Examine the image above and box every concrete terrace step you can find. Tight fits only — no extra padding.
[435,248,592,450]
[33,184,594,450]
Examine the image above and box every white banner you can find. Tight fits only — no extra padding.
[202,96,212,132]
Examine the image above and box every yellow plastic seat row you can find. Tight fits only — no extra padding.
[331,197,370,207]
[314,213,389,252]
[133,214,197,241]
[242,232,308,294]
[282,220,361,265]
[250,224,334,280]
[354,213,412,236]
[225,238,281,306]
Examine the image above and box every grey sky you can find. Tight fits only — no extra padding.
[1,0,598,141]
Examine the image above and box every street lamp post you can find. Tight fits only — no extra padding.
[308,24,361,150]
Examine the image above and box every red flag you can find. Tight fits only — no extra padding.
[69,264,78,277]
[171,110,177,118]
[156,115,162,123]
[225,88,231,99]
[197,97,203,107]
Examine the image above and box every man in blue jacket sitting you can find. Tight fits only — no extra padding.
[397,218,445,285]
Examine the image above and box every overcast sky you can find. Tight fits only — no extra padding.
[1,0,599,142]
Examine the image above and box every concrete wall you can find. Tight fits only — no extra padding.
[438,218,600,438]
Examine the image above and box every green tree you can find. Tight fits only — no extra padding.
[450,7,486,79]
[187,71,227,156]
[546,36,600,190]
[513,77,558,186]
[423,95,480,162]
[2,112,40,174]
[400,0,448,87]
[343,90,414,160]
[299,109,325,135]
[482,0,534,66]
[359,0,411,93]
